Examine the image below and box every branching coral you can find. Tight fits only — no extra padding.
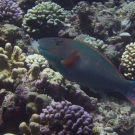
[22,1,70,34]
[0,0,23,23]
[20,101,93,135]
[120,42,135,79]
[0,43,27,84]
[25,54,49,69]
[26,92,52,116]
[40,101,93,134]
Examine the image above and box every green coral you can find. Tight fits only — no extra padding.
[22,1,70,33]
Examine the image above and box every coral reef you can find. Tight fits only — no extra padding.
[91,97,135,135]
[19,120,40,135]
[22,1,70,37]
[20,101,93,135]
[0,0,23,23]
[26,92,52,116]
[120,42,135,79]
[25,54,49,69]
[0,24,20,46]
[14,67,98,110]
[74,34,108,52]
[0,43,27,85]
[1,0,135,135]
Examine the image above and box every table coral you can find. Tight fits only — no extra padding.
[120,42,135,79]
[22,1,70,34]
[0,43,27,84]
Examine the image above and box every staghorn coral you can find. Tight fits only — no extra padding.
[0,0,23,23]
[0,43,27,84]
[120,42,135,79]
[22,1,70,35]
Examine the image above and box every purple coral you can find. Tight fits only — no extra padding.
[0,0,23,23]
[40,101,93,134]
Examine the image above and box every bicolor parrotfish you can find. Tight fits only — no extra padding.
[37,37,135,105]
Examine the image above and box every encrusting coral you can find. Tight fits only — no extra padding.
[120,42,135,79]
[0,42,27,84]
[0,24,20,46]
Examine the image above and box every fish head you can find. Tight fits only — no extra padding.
[38,37,81,73]
[38,38,69,67]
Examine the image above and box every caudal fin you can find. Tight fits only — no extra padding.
[121,80,135,105]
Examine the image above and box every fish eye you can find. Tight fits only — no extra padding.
[53,39,63,46]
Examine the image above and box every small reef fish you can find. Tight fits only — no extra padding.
[37,37,135,105]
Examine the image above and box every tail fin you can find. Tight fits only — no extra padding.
[121,80,135,105]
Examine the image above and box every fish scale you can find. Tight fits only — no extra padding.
[37,37,135,105]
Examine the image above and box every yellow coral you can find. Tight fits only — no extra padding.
[121,42,135,79]
[0,43,27,84]
[19,115,40,135]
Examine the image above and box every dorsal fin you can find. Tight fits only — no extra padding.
[61,50,79,68]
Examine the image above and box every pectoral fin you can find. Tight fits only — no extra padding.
[61,50,79,68]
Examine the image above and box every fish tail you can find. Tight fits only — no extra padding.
[122,81,135,105]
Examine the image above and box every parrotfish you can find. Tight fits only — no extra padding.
[37,37,135,105]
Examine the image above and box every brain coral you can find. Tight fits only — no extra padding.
[0,0,23,23]
[24,101,93,135]
[120,42,135,79]
[22,1,70,33]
